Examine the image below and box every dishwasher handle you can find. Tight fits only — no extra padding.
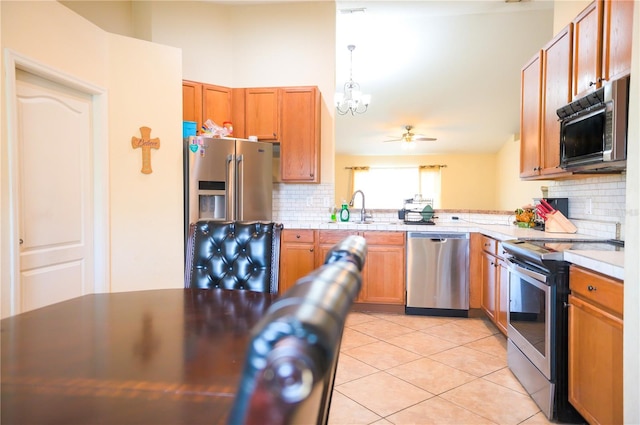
[408,232,469,240]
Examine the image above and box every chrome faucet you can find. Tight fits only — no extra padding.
[349,190,372,223]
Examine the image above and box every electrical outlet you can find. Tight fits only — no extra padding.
[586,198,592,215]
[306,196,313,207]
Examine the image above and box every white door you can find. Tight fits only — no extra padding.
[15,69,94,313]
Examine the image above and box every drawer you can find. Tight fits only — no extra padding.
[318,230,356,245]
[480,235,497,255]
[570,265,623,316]
[282,229,315,243]
[362,231,405,246]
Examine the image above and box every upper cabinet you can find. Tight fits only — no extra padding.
[182,81,321,184]
[572,0,633,99]
[540,25,573,178]
[182,80,203,132]
[202,84,232,128]
[520,52,543,179]
[601,0,634,82]
[520,0,633,180]
[245,88,280,140]
[280,87,321,183]
[572,2,601,98]
[182,81,234,135]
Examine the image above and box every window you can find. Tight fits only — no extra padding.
[349,165,443,209]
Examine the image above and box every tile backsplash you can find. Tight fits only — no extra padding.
[273,173,626,240]
[546,174,626,239]
[273,183,334,223]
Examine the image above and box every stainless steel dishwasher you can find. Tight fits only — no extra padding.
[406,232,469,317]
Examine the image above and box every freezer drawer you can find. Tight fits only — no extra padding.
[406,232,469,317]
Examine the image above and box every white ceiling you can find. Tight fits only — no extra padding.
[335,0,555,156]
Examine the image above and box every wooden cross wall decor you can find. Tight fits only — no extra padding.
[131,126,160,174]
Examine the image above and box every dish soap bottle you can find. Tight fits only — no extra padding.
[339,201,350,222]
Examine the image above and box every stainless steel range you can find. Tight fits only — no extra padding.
[501,239,623,423]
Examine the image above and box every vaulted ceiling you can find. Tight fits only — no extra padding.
[335,0,555,156]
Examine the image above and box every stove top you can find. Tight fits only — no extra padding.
[502,238,624,264]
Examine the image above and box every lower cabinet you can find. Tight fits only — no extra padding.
[568,265,623,425]
[280,229,406,306]
[278,229,316,295]
[474,233,509,335]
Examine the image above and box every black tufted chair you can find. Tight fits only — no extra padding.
[228,235,367,425]
[184,221,283,293]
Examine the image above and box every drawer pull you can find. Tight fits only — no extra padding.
[587,285,597,292]
[296,234,301,239]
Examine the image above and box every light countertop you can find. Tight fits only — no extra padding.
[281,220,624,281]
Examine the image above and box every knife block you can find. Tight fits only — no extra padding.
[545,211,577,233]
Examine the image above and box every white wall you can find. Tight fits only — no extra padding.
[107,33,184,293]
[495,136,551,210]
[1,1,184,314]
[140,1,336,185]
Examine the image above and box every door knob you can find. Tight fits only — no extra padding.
[19,238,23,245]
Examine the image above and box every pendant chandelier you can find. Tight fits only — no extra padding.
[335,45,371,115]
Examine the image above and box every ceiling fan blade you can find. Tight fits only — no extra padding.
[382,138,402,143]
[413,136,437,141]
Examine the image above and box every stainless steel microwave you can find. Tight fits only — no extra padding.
[557,76,629,173]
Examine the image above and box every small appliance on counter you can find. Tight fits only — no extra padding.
[398,196,435,225]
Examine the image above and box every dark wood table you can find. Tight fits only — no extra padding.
[1,288,277,424]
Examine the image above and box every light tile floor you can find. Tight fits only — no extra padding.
[328,312,554,425]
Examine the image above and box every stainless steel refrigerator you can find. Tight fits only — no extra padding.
[184,136,273,239]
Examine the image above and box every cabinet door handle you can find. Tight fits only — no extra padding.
[587,285,597,292]
[309,248,314,252]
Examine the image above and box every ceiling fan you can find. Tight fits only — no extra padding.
[383,125,437,143]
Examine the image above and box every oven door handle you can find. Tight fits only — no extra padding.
[507,258,548,284]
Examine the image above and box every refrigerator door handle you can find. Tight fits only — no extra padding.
[236,154,244,220]
[226,154,235,220]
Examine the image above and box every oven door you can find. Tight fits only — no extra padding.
[507,260,552,379]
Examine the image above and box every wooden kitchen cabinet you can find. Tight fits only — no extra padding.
[182,81,234,135]
[520,52,543,179]
[279,229,317,295]
[601,0,633,83]
[496,255,510,335]
[480,250,497,322]
[478,234,509,335]
[360,231,405,305]
[313,230,405,307]
[568,265,623,425]
[572,0,633,99]
[520,27,573,181]
[279,86,321,183]
[519,0,632,180]
[245,87,280,140]
[540,25,573,178]
[184,81,322,184]
[572,1,601,98]
[182,80,203,131]
[202,84,232,129]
